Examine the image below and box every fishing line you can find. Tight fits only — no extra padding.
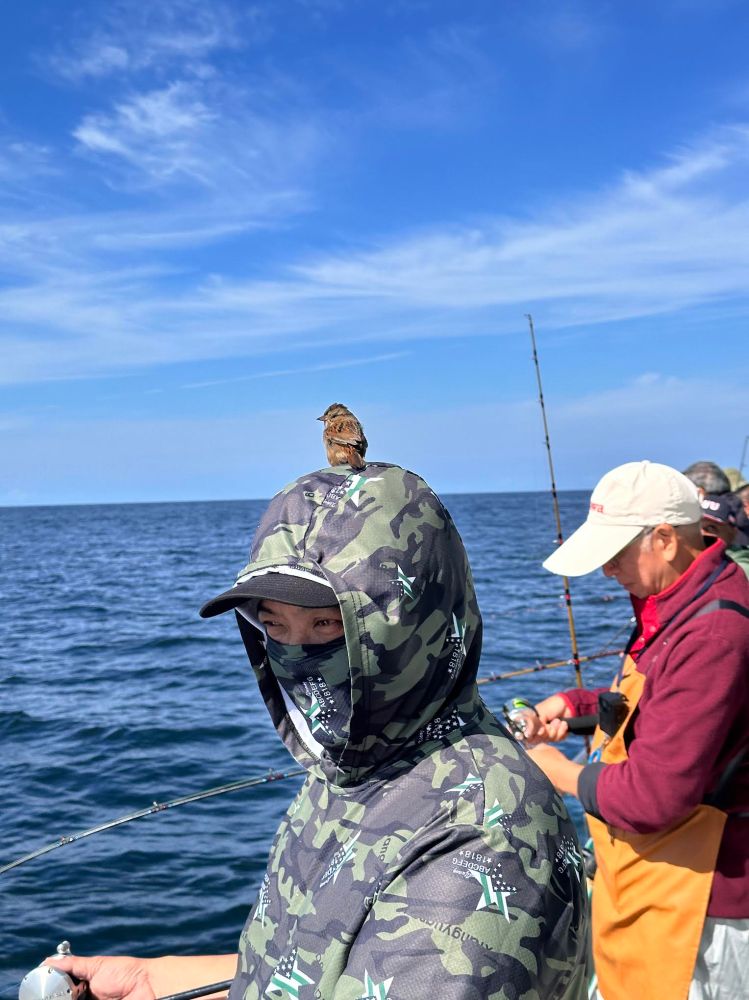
[599,614,636,652]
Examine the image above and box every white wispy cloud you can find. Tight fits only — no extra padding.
[48,0,248,81]
[181,351,412,389]
[73,81,217,184]
[0,137,61,211]
[281,125,749,320]
[69,70,327,198]
[549,372,749,482]
[359,370,749,494]
[0,71,324,307]
[0,139,54,179]
[2,123,749,384]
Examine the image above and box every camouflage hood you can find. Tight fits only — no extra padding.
[233,463,483,786]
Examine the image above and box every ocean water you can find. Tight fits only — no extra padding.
[0,492,628,995]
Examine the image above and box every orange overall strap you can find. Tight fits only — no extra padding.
[588,656,726,1000]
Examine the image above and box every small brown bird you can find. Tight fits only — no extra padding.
[318,403,368,470]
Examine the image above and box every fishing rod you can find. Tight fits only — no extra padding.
[478,647,621,686]
[496,610,633,737]
[158,981,232,1000]
[2,644,625,878]
[2,615,629,881]
[0,767,304,877]
[527,314,585,694]
[481,605,632,687]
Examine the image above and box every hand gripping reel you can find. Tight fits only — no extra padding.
[19,942,233,1000]
[19,942,87,1000]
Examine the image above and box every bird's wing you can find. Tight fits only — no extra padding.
[327,416,366,449]
[327,434,366,449]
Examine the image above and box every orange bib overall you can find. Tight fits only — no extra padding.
[587,656,726,1000]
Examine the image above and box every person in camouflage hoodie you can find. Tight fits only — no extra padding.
[205,462,589,1000]
[49,463,588,1000]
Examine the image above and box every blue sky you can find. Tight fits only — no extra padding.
[2,0,748,505]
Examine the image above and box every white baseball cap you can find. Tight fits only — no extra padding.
[543,460,701,577]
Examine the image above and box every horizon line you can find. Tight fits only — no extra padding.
[0,485,593,511]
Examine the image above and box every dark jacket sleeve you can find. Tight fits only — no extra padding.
[561,686,607,717]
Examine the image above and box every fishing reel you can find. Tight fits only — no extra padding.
[19,942,87,1000]
[503,694,629,741]
[19,943,233,1000]
[502,698,539,740]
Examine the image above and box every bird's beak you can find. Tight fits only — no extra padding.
[317,415,324,421]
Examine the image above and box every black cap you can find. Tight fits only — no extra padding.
[199,571,336,619]
[700,494,736,526]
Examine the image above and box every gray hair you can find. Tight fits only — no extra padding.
[640,523,702,551]
[682,461,731,495]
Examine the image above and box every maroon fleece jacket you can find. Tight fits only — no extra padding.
[564,541,749,917]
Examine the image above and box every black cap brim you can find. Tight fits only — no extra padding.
[199,572,336,619]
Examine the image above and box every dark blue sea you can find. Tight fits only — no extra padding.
[0,492,628,996]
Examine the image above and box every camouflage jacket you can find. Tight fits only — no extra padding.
[226,464,588,1000]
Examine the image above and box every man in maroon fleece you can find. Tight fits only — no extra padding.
[524,460,749,1000]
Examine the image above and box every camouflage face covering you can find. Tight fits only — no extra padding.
[265,635,351,751]
[214,463,589,1000]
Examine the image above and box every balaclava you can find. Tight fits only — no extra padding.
[265,633,351,751]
